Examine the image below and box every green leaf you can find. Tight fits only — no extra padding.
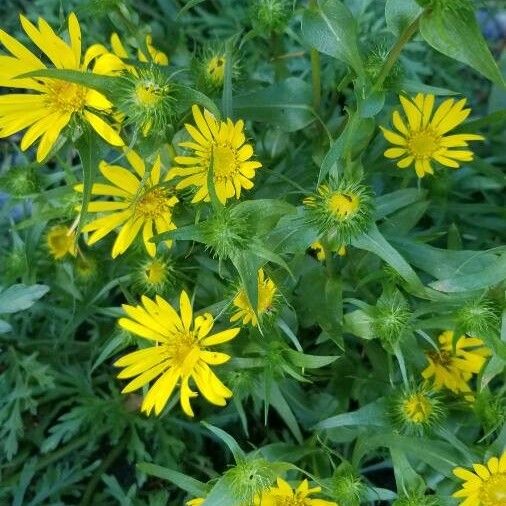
[75,126,103,236]
[419,6,505,88]
[385,0,422,36]
[136,463,207,497]
[268,383,303,444]
[390,447,426,495]
[319,113,375,182]
[343,309,374,340]
[230,250,262,320]
[285,348,338,369]
[20,68,119,99]
[429,252,506,293]
[375,188,427,220]
[316,399,388,429]
[221,37,235,118]
[201,477,236,506]
[233,78,314,132]
[201,422,245,462]
[174,84,221,118]
[0,319,12,334]
[352,225,424,291]
[301,0,364,78]
[0,284,49,314]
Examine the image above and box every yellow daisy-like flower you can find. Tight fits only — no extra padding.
[230,269,277,327]
[75,149,178,258]
[46,224,78,260]
[381,93,484,177]
[422,330,491,398]
[114,290,240,416]
[168,105,262,204]
[0,13,123,163]
[258,478,337,506]
[453,451,506,506]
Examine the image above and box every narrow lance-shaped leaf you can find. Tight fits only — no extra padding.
[301,0,364,78]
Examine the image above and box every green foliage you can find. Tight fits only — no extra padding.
[0,0,504,504]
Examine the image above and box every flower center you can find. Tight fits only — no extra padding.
[481,473,506,506]
[165,332,201,374]
[402,394,433,423]
[327,192,359,220]
[430,350,452,367]
[212,145,238,180]
[145,260,166,284]
[135,82,163,108]
[46,80,87,113]
[408,129,440,159]
[207,56,226,84]
[274,494,308,506]
[135,187,172,219]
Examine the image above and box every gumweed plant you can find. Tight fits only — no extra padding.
[0,0,504,504]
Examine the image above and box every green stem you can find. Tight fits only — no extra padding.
[80,439,128,506]
[271,32,285,81]
[373,15,421,91]
[308,0,321,110]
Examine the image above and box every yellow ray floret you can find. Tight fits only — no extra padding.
[75,149,178,258]
[230,269,277,327]
[114,291,240,417]
[0,12,124,162]
[46,224,78,260]
[381,93,484,177]
[258,478,337,506]
[168,105,262,204]
[452,450,506,506]
[422,330,491,400]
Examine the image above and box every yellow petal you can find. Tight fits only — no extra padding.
[179,291,193,330]
[83,110,124,146]
[112,218,144,257]
[384,147,406,159]
[99,162,140,194]
[381,127,407,146]
[201,328,240,346]
[68,13,81,67]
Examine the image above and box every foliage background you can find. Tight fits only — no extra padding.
[0,0,504,505]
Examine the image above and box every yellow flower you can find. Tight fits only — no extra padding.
[422,330,491,398]
[381,93,484,177]
[206,54,226,86]
[452,451,506,506]
[186,499,204,506]
[258,478,337,506]
[75,149,178,258]
[168,105,262,204]
[114,290,240,416]
[402,392,433,424]
[46,224,78,260]
[0,13,123,162]
[230,269,277,327]
[309,241,346,261]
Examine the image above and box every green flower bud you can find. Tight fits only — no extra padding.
[250,0,292,34]
[364,42,403,89]
[330,463,364,506]
[116,65,176,136]
[201,207,252,260]
[473,390,506,436]
[372,288,412,350]
[303,178,374,245]
[390,385,445,435]
[455,298,500,339]
[192,45,239,94]
[1,165,40,197]
[3,249,28,279]
[224,458,276,504]
[134,256,174,295]
[75,254,98,282]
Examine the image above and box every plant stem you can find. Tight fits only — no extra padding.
[308,0,321,110]
[373,15,421,91]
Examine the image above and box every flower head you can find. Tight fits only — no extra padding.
[258,477,337,506]
[390,385,444,435]
[382,93,484,177]
[230,269,277,327]
[75,149,178,258]
[74,254,97,281]
[0,13,123,162]
[168,105,262,204]
[114,290,240,416]
[422,330,492,399]
[453,451,506,506]
[303,179,373,244]
[136,256,173,294]
[46,224,78,260]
